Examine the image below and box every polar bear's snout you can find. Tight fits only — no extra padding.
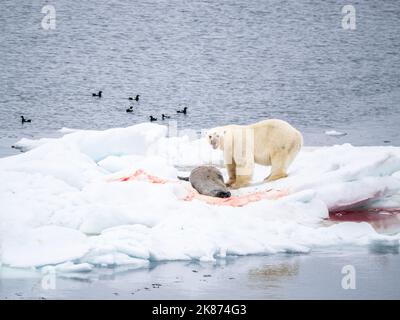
[210,138,219,149]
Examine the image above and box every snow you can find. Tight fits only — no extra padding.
[0,123,399,271]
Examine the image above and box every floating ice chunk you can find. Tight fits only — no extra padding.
[325,130,347,136]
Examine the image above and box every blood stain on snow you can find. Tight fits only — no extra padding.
[329,208,400,233]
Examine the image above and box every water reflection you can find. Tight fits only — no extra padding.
[247,260,299,290]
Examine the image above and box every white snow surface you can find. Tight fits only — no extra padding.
[0,123,399,270]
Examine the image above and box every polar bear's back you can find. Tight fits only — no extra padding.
[249,119,303,165]
[250,118,296,131]
[218,119,303,147]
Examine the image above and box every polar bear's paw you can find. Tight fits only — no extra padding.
[264,172,288,182]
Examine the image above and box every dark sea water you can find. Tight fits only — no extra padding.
[1,249,400,299]
[1,0,400,158]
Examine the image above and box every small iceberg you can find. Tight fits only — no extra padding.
[325,130,347,137]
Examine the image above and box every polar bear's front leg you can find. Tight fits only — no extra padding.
[230,161,253,189]
[225,163,236,187]
[230,150,254,188]
[230,174,252,189]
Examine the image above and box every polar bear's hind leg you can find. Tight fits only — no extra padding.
[265,153,289,182]
[265,139,301,182]
[265,168,288,182]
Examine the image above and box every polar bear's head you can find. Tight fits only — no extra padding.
[206,127,226,150]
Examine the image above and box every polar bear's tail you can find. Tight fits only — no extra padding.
[298,130,304,148]
[285,130,303,171]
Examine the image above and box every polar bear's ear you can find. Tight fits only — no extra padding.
[205,129,215,140]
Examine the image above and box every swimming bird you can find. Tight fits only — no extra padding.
[21,116,31,123]
[177,107,187,114]
[126,106,133,113]
[162,114,170,120]
[128,95,139,101]
[92,91,102,98]
[149,116,157,122]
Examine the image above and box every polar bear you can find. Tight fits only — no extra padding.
[207,119,303,189]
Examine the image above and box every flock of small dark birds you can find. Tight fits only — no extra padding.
[149,107,187,122]
[93,90,188,122]
[19,91,188,125]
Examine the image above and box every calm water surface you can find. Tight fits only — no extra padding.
[1,249,399,299]
[1,0,399,157]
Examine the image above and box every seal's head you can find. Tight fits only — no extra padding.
[206,127,225,150]
[203,168,231,198]
[212,190,231,198]
[189,166,231,198]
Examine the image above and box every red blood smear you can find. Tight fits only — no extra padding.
[329,208,400,221]
[329,208,400,233]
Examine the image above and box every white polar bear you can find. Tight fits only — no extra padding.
[207,119,303,189]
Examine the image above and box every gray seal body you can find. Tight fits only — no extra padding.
[179,166,231,198]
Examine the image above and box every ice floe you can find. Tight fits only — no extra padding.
[0,123,399,271]
[325,130,347,137]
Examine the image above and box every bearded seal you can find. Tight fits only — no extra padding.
[178,166,231,198]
